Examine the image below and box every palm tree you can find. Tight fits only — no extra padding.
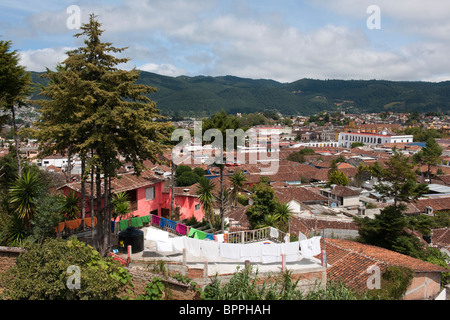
[274,201,293,233]
[255,213,279,230]
[111,191,130,221]
[9,169,41,229]
[229,170,247,207]
[196,177,215,229]
[62,190,81,221]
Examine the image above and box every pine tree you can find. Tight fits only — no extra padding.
[35,14,168,255]
[0,40,32,177]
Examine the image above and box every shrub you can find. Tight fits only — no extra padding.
[0,237,133,300]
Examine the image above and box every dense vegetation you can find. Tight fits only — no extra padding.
[29,72,450,117]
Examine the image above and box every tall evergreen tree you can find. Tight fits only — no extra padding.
[35,14,168,255]
[0,40,32,177]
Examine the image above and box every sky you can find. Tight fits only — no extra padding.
[1,0,450,83]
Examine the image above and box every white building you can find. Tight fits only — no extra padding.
[338,131,413,148]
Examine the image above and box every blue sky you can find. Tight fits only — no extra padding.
[1,0,450,82]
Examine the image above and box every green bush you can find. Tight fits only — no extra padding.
[0,237,133,300]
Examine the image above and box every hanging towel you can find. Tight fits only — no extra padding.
[156,239,173,252]
[205,233,215,241]
[119,219,129,231]
[200,240,220,259]
[185,237,202,257]
[269,227,279,239]
[84,217,97,228]
[188,227,197,237]
[176,223,188,235]
[240,243,262,263]
[219,243,241,260]
[281,241,300,262]
[145,228,169,241]
[55,222,65,233]
[160,217,166,228]
[261,243,282,264]
[215,234,225,243]
[131,217,144,228]
[194,230,207,240]
[165,219,177,232]
[65,219,82,230]
[298,231,307,241]
[152,215,161,226]
[300,236,322,258]
[141,215,150,224]
[172,237,186,253]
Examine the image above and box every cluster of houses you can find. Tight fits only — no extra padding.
[3,115,450,300]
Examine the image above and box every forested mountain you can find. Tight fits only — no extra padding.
[29,71,450,117]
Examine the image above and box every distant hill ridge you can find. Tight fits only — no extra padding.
[29,71,450,116]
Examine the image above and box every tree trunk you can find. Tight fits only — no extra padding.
[10,106,21,177]
[170,159,175,219]
[81,152,86,230]
[66,146,72,183]
[220,165,224,233]
[90,151,95,243]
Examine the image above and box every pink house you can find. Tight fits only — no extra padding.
[60,170,203,222]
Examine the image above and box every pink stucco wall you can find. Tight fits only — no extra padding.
[61,181,203,222]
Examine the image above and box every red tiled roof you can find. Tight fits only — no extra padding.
[61,170,164,196]
[318,239,449,290]
[431,228,450,248]
[321,239,449,291]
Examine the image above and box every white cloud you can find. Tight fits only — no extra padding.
[18,47,73,72]
[8,1,450,82]
[138,62,186,77]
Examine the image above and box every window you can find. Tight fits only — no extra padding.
[145,186,155,201]
[195,204,201,211]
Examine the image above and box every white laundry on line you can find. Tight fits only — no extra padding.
[145,228,169,241]
[300,236,322,258]
[219,242,242,260]
[240,242,263,263]
[156,239,173,252]
[200,240,220,259]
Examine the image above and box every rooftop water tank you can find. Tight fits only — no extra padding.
[118,227,144,254]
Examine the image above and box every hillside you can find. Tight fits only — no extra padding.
[29,71,450,117]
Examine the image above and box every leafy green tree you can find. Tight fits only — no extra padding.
[246,182,278,229]
[412,137,442,183]
[371,148,428,208]
[327,170,349,187]
[287,152,305,164]
[0,40,32,176]
[0,237,133,300]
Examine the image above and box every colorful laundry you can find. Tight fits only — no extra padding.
[131,216,144,228]
[175,223,188,235]
[152,214,161,226]
[118,219,130,231]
